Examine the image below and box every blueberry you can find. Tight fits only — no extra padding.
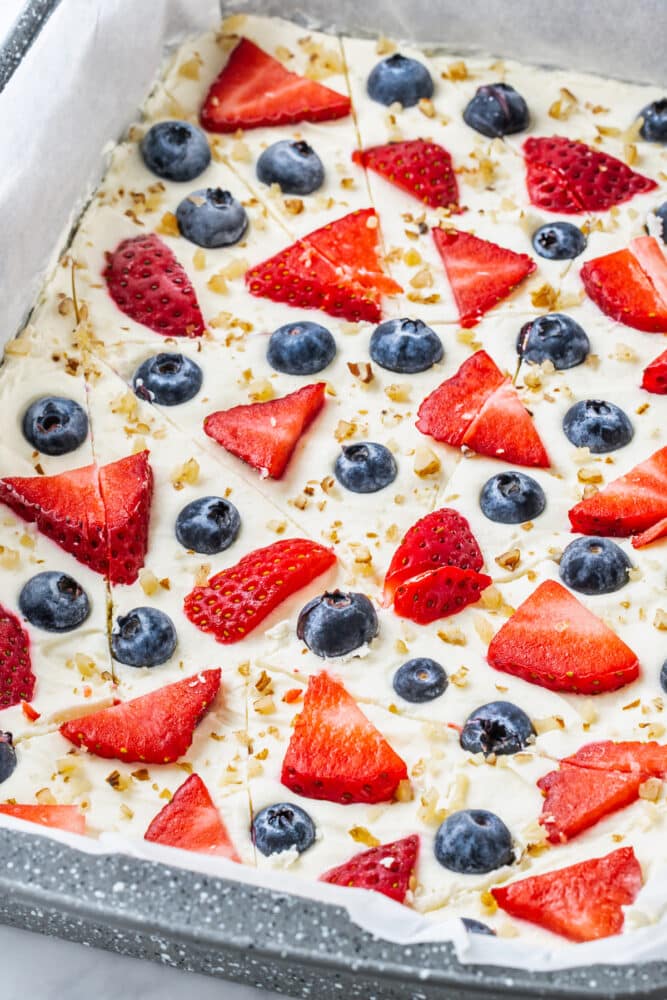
[22,397,88,456]
[252,802,316,857]
[19,572,90,632]
[0,732,17,784]
[563,400,633,453]
[297,591,378,659]
[133,353,203,406]
[367,54,434,108]
[460,702,534,757]
[435,809,514,874]
[532,222,586,261]
[480,471,546,525]
[256,140,325,195]
[140,120,211,181]
[370,318,443,374]
[393,658,448,703]
[648,202,667,243]
[661,660,667,694]
[517,313,590,370]
[267,321,336,375]
[638,99,667,143]
[462,918,496,936]
[559,536,632,596]
[176,188,248,248]
[111,607,177,667]
[175,496,241,555]
[334,442,397,493]
[463,84,529,138]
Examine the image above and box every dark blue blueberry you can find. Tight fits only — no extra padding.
[267,321,336,375]
[297,591,378,659]
[649,202,667,243]
[0,732,17,784]
[532,222,587,261]
[367,54,434,108]
[660,660,667,694]
[256,140,325,195]
[460,702,534,757]
[462,918,496,936]
[563,400,633,453]
[334,442,397,494]
[393,658,448,703]
[176,188,248,248]
[175,496,241,555]
[22,397,88,456]
[133,353,203,406]
[140,120,211,181]
[480,471,546,525]
[517,313,590,370]
[463,84,529,138]
[434,809,514,874]
[370,318,443,374]
[252,802,316,857]
[559,536,632,596]
[639,99,667,143]
[19,572,90,633]
[111,607,177,667]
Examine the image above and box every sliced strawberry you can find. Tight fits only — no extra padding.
[632,234,667,306]
[642,349,667,394]
[564,741,667,777]
[185,539,335,644]
[104,234,205,338]
[281,671,408,804]
[204,383,325,479]
[491,847,642,942]
[416,350,505,447]
[60,669,220,763]
[523,136,657,213]
[144,773,240,860]
[0,803,86,835]
[632,515,667,549]
[306,208,400,296]
[352,140,460,210]
[538,763,645,844]
[462,381,550,468]
[568,445,667,538]
[487,579,640,695]
[383,508,483,605]
[0,605,34,710]
[320,835,419,903]
[581,238,667,333]
[200,37,350,133]
[393,566,491,625]
[432,228,536,328]
[98,451,153,584]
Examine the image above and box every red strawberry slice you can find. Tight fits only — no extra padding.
[491,847,642,942]
[383,508,484,605]
[632,515,667,549]
[98,451,153,585]
[393,566,492,625]
[416,350,505,447]
[60,669,220,763]
[462,380,550,468]
[144,773,240,860]
[568,445,667,538]
[432,227,536,328]
[0,605,34,710]
[200,37,351,133]
[642,349,667,393]
[204,383,325,479]
[538,763,646,844]
[185,539,335,644]
[104,234,205,338]
[523,136,657,213]
[281,671,408,804]
[0,803,86,835]
[306,208,400,296]
[564,741,667,777]
[581,237,667,333]
[352,140,460,211]
[320,835,419,903]
[487,579,640,695]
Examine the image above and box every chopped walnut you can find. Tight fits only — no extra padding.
[437,627,467,646]
[348,826,381,847]
[385,382,411,403]
[347,361,374,384]
[495,548,521,571]
[413,445,441,478]
[171,457,200,490]
[654,609,667,631]
[157,211,179,237]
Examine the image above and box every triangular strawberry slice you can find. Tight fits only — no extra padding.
[564,741,667,776]
[60,669,220,764]
[487,579,640,694]
[98,451,153,585]
[320,835,419,903]
[491,847,642,942]
[538,763,646,844]
[0,803,86,835]
[568,445,667,538]
[144,773,240,860]
[416,350,505,447]
[581,237,667,333]
[0,605,34,709]
[393,566,492,625]
[352,140,460,210]
[306,208,401,296]
[200,37,351,133]
[642,349,667,394]
[281,672,408,804]
[204,383,326,479]
[632,515,667,549]
[523,136,657,213]
[432,227,536,328]
[462,381,550,468]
